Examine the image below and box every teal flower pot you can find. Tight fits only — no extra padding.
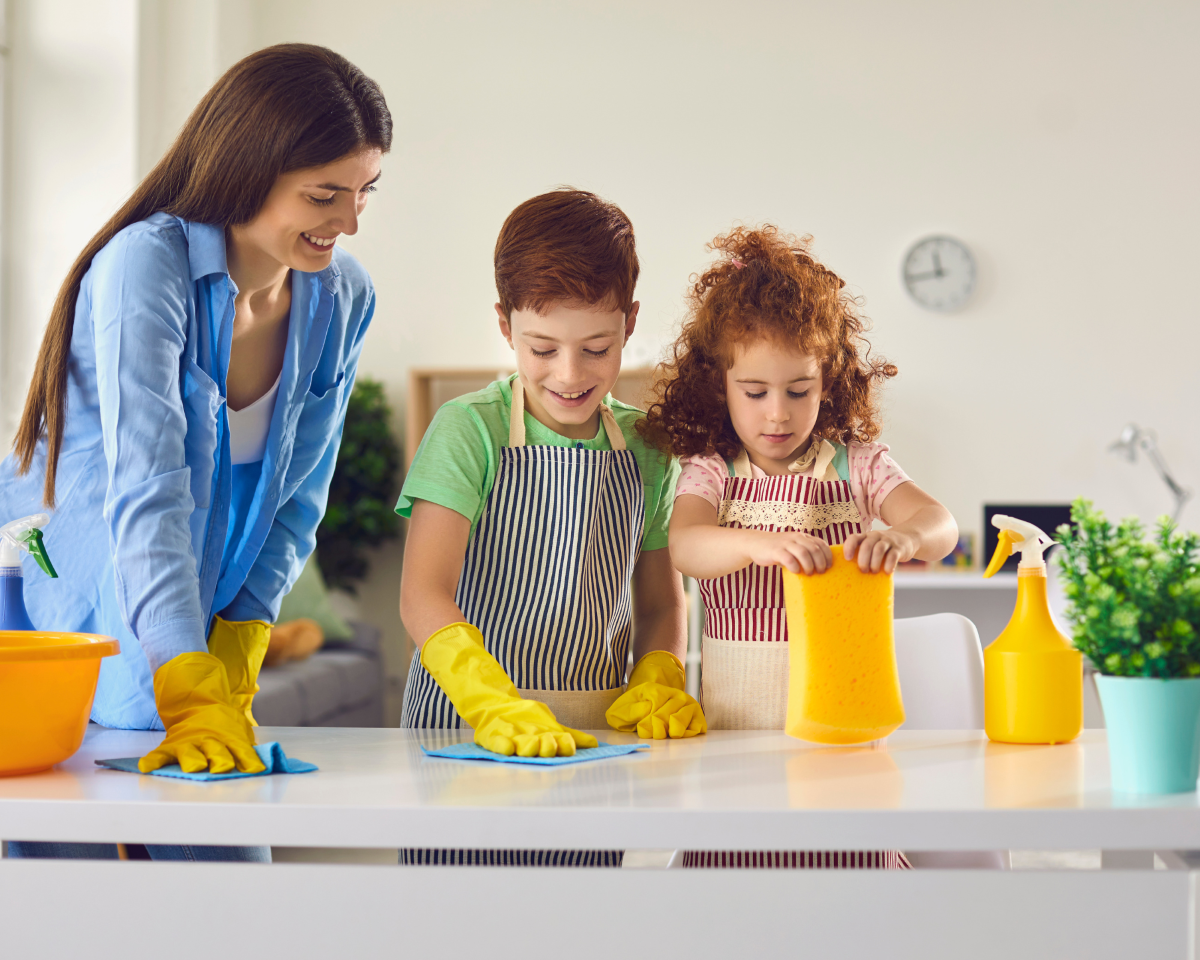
[1096,675,1200,794]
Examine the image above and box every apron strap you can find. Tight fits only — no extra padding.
[507,377,627,451]
[599,405,627,451]
[787,438,841,482]
[812,439,839,482]
[732,440,841,481]
[508,377,527,447]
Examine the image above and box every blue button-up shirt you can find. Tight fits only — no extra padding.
[0,214,374,728]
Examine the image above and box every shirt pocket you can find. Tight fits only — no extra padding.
[180,357,221,509]
[284,371,346,486]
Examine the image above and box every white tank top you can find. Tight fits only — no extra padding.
[227,373,281,465]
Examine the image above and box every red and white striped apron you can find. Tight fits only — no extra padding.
[681,440,910,870]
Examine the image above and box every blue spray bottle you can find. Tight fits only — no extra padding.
[0,514,58,630]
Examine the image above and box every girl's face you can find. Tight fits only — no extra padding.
[725,338,825,474]
[232,148,383,274]
[498,300,638,441]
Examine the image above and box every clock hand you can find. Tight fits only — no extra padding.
[905,270,941,282]
[931,249,944,278]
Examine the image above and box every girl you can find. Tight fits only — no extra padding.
[640,225,958,868]
[5,45,389,862]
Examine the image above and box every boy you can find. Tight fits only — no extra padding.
[398,189,703,771]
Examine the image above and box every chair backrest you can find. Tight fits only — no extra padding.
[893,613,985,729]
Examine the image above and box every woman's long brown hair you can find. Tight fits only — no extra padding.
[14,43,392,506]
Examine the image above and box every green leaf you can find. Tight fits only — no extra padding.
[314,377,402,592]
[1058,496,1200,678]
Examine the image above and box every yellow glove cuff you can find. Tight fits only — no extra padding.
[628,650,686,691]
[420,622,521,701]
[207,617,271,726]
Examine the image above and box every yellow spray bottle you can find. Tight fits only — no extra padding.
[983,515,1082,744]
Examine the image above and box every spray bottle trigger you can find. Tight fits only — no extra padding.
[984,529,1022,579]
[20,529,58,579]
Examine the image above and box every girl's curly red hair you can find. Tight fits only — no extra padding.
[638,225,897,461]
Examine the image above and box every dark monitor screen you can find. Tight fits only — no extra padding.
[983,504,1074,573]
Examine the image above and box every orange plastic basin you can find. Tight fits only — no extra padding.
[0,631,119,776]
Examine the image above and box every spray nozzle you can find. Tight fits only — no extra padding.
[984,515,1056,578]
[0,515,57,578]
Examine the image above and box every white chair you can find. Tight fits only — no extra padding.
[893,612,985,731]
[892,613,1007,870]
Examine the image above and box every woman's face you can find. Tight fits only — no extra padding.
[725,337,826,472]
[235,148,383,274]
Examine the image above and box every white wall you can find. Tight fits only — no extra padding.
[3,0,137,444]
[243,1,1200,715]
[240,0,1199,532]
[4,1,1198,720]
[136,0,257,178]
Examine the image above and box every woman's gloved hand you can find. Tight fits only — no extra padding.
[207,617,271,725]
[421,623,598,757]
[138,652,266,774]
[607,651,707,739]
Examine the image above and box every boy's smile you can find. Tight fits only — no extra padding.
[498,300,639,441]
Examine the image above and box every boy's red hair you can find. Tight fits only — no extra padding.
[494,188,639,317]
[639,225,897,461]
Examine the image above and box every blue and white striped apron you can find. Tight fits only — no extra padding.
[400,379,644,867]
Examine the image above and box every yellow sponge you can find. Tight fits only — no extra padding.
[783,546,905,744]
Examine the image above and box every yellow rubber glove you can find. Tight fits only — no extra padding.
[139,652,266,774]
[207,617,270,726]
[421,623,599,757]
[606,650,707,739]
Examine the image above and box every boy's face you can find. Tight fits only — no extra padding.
[497,300,638,441]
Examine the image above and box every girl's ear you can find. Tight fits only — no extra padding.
[495,303,514,349]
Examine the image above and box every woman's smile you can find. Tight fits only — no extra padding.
[301,231,337,250]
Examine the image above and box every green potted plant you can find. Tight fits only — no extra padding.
[1056,498,1200,793]
[315,378,402,593]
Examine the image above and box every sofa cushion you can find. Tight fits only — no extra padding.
[322,620,381,656]
[254,667,306,726]
[254,645,382,726]
[318,650,382,709]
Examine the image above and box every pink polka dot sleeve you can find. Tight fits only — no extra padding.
[674,453,728,510]
[847,442,912,524]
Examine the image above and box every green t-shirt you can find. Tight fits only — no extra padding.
[397,375,678,551]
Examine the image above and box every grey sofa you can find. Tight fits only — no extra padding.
[253,621,385,727]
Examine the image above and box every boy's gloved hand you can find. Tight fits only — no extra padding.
[421,623,598,757]
[207,617,271,726]
[139,652,266,774]
[607,651,707,739]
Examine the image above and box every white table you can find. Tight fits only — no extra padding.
[2,726,1199,959]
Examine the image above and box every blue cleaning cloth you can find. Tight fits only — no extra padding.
[420,741,648,765]
[95,741,318,780]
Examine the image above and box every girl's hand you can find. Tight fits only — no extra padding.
[843,529,919,574]
[744,530,834,575]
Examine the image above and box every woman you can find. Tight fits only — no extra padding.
[4,43,391,861]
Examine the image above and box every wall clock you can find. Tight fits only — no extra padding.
[902,235,976,311]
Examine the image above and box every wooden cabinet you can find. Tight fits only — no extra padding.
[406,367,656,466]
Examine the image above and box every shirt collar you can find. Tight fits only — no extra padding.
[182,220,228,282]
